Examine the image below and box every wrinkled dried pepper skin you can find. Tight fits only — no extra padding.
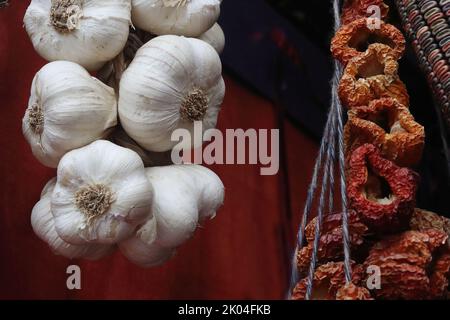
[341,0,389,26]
[411,208,450,242]
[292,262,367,300]
[331,18,405,66]
[344,98,424,167]
[347,144,419,233]
[297,211,368,277]
[363,230,448,299]
[429,251,450,299]
[335,283,373,300]
[338,44,409,109]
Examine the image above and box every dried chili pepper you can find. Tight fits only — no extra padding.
[344,98,424,167]
[410,208,450,236]
[292,262,365,300]
[331,18,405,66]
[341,0,389,26]
[338,44,409,109]
[335,283,373,300]
[429,251,450,299]
[297,211,368,276]
[347,144,419,233]
[363,230,448,299]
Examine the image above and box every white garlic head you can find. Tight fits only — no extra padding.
[24,0,132,71]
[22,61,117,168]
[199,23,225,54]
[31,178,114,259]
[119,216,175,267]
[51,140,153,245]
[119,35,225,152]
[147,165,224,247]
[119,164,224,267]
[131,0,222,37]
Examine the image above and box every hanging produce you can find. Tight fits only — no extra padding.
[118,35,225,152]
[22,0,226,267]
[22,61,117,168]
[290,0,450,300]
[24,0,132,71]
[131,0,222,37]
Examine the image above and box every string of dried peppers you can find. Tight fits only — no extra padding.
[292,0,450,300]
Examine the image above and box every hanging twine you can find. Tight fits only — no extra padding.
[288,0,352,300]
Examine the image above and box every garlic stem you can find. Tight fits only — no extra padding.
[50,0,83,33]
[28,103,44,134]
[180,89,208,121]
[75,184,114,224]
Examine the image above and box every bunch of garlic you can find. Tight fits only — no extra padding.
[23,0,227,266]
[32,141,224,265]
[22,61,117,168]
[24,0,132,71]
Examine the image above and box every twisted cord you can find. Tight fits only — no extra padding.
[288,96,339,297]
[332,0,352,284]
[305,106,337,299]
[287,0,352,298]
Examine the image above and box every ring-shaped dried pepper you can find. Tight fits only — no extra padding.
[292,262,366,300]
[344,98,425,167]
[347,144,419,233]
[338,44,409,109]
[363,230,448,299]
[297,211,368,277]
[341,0,389,26]
[331,18,405,66]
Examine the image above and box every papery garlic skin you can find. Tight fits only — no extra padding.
[24,0,132,71]
[199,23,225,54]
[31,178,114,259]
[146,165,224,247]
[131,0,221,37]
[119,35,225,152]
[119,164,224,267]
[119,217,175,267]
[22,61,117,168]
[51,140,153,245]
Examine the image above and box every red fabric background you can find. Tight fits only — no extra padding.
[0,2,318,299]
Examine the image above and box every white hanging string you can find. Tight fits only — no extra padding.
[288,0,352,299]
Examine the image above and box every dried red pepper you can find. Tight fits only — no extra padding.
[347,144,419,233]
[410,208,450,237]
[363,230,448,299]
[297,211,368,276]
[429,251,450,299]
[335,283,373,300]
[331,18,405,66]
[344,98,425,167]
[341,0,389,26]
[292,262,365,300]
[338,44,409,109]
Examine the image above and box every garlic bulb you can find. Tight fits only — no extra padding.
[199,23,225,54]
[119,164,224,267]
[119,217,175,267]
[108,127,173,167]
[22,61,117,168]
[51,140,153,245]
[119,35,225,152]
[31,178,114,259]
[24,0,132,71]
[131,0,222,37]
